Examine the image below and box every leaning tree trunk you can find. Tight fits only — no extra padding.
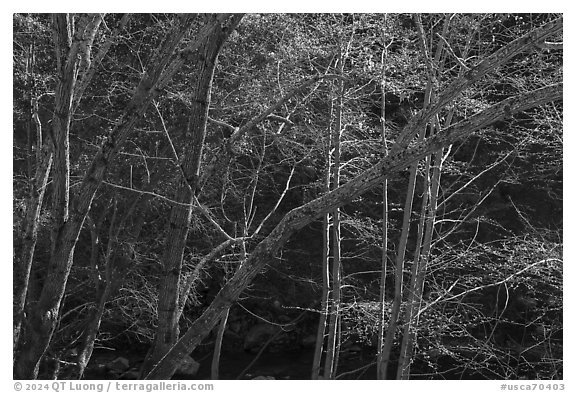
[144,83,562,379]
[13,14,202,380]
[13,14,102,378]
[13,49,53,352]
[140,14,243,377]
[73,198,131,379]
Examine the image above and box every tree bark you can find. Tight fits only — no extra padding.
[140,14,243,376]
[397,146,444,379]
[13,147,52,354]
[13,14,200,380]
[144,83,562,380]
[311,114,333,378]
[376,39,389,379]
[14,13,101,373]
[50,14,102,253]
[378,139,420,378]
[323,47,345,379]
[13,44,51,353]
[311,212,329,379]
[72,13,129,113]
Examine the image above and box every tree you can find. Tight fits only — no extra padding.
[13,13,241,379]
[145,78,561,378]
[140,13,243,376]
[13,14,562,380]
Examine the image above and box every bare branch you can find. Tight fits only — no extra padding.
[226,73,340,149]
[192,196,233,240]
[436,33,470,70]
[394,17,562,149]
[251,164,296,238]
[417,258,560,317]
[146,83,563,380]
[267,113,295,125]
[536,41,563,51]
[208,116,238,134]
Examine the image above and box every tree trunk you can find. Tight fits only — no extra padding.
[141,14,242,376]
[213,227,246,380]
[378,142,420,379]
[13,14,200,380]
[73,199,122,379]
[13,147,52,354]
[396,14,473,377]
[323,48,344,379]
[397,146,444,379]
[311,153,331,380]
[14,14,102,377]
[144,83,562,379]
[210,308,229,380]
[49,14,77,252]
[14,43,51,353]
[376,39,389,379]
[311,212,329,379]
[50,14,102,254]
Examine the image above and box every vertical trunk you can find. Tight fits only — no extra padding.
[50,13,103,239]
[311,70,335,379]
[376,33,389,379]
[24,43,35,191]
[50,14,103,251]
[311,214,330,379]
[397,146,444,379]
[143,83,563,380]
[142,14,242,376]
[323,182,341,380]
[74,187,155,379]
[396,15,453,378]
[323,46,344,380]
[379,126,424,378]
[396,152,431,378]
[14,14,83,376]
[13,14,198,380]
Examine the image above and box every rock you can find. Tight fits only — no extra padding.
[107,357,130,373]
[177,356,200,377]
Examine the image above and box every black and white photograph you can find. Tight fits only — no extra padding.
[12,12,563,383]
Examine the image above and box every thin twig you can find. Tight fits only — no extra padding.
[417,258,560,317]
